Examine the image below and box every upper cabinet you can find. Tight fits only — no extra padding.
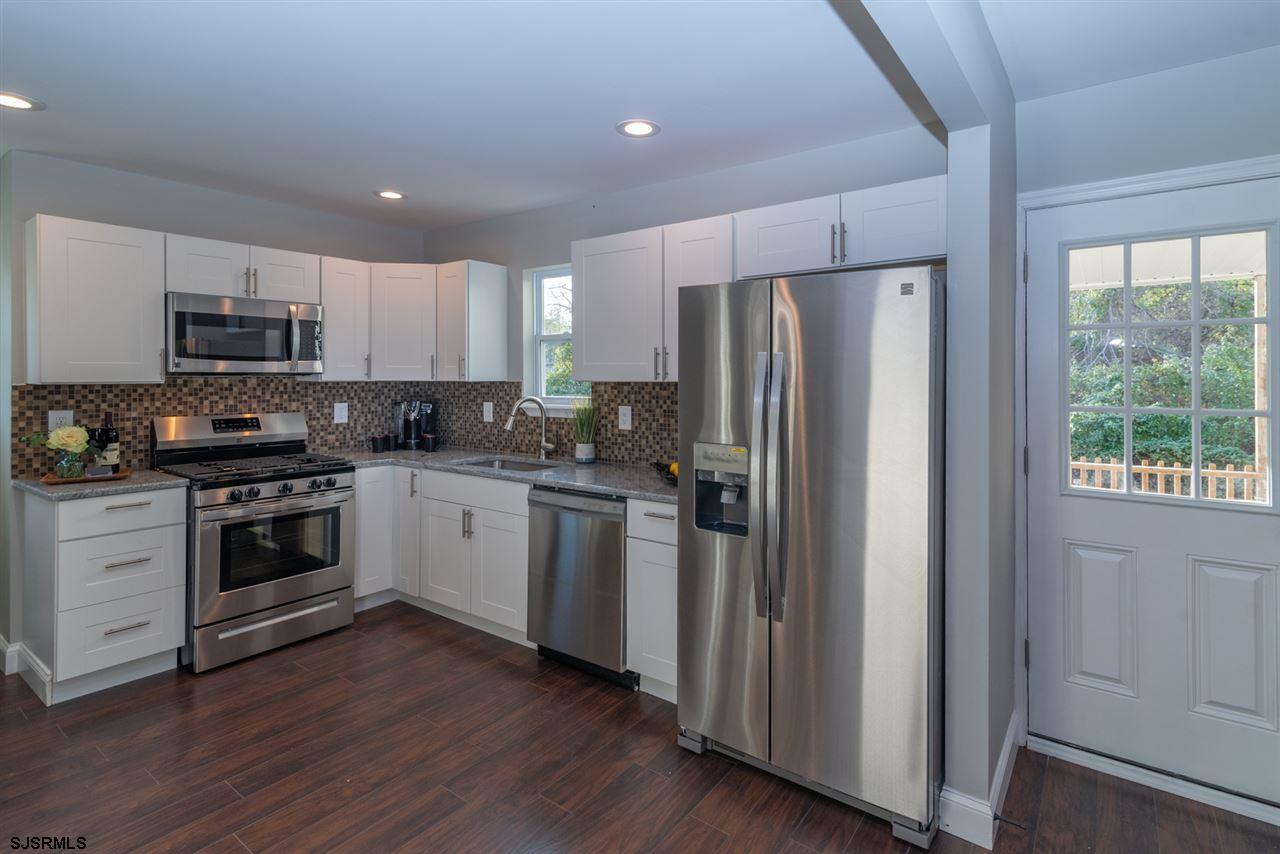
[662,214,734,383]
[734,176,946,279]
[370,263,436,380]
[435,260,509,382]
[571,227,665,382]
[26,215,165,384]
[165,234,319,303]
[318,256,371,381]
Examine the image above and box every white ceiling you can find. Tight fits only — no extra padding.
[980,0,1280,102]
[0,0,921,230]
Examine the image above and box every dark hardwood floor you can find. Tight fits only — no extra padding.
[2,601,1275,852]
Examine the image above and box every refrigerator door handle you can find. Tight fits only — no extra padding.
[766,351,786,622]
[749,351,769,619]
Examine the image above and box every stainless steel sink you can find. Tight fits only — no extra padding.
[462,458,560,472]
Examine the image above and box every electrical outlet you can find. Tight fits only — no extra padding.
[333,402,348,424]
[48,410,74,431]
[618,405,632,431]
[483,402,494,423]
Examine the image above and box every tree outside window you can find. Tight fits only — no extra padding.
[534,267,591,402]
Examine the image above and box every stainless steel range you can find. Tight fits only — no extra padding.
[152,413,355,672]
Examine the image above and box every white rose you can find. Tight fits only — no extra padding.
[48,425,90,454]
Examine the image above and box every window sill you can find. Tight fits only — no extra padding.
[518,400,578,419]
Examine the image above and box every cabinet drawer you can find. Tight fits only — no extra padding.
[57,488,186,541]
[58,524,186,611]
[55,586,184,680]
[627,499,678,545]
[422,470,530,516]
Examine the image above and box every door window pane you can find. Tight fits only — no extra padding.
[1130,326,1192,408]
[1132,238,1192,321]
[1068,412,1125,491]
[1200,416,1268,503]
[1069,329,1125,407]
[1068,245,1124,325]
[1200,323,1266,410]
[1131,414,1192,497]
[1201,231,1267,319]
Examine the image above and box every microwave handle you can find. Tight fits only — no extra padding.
[288,303,300,370]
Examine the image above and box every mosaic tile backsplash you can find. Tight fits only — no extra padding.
[11,377,678,478]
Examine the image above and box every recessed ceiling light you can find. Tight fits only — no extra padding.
[0,91,46,111]
[616,119,660,138]
[376,190,406,200]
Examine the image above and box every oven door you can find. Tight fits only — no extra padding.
[194,488,354,626]
[167,292,323,374]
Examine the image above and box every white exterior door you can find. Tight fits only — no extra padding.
[469,507,528,632]
[1027,178,1280,803]
[319,257,370,381]
[571,227,664,381]
[436,260,468,381]
[733,194,840,279]
[249,246,320,303]
[392,467,421,597]
[165,234,250,297]
[370,263,436,380]
[354,467,393,598]
[421,498,470,612]
[662,215,734,382]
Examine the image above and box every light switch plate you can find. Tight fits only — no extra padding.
[483,402,494,422]
[618,405,632,431]
[333,402,348,424]
[48,410,74,431]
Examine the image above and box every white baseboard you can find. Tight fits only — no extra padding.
[355,588,399,612]
[639,675,676,704]
[395,592,534,648]
[0,633,21,675]
[1027,735,1280,828]
[19,645,176,707]
[939,709,1022,850]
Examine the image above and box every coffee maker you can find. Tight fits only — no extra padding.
[394,400,439,451]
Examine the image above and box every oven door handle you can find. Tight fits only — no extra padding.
[198,491,351,523]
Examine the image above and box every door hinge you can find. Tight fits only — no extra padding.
[1022,446,1029,476]
[1024,637,1030,670]
[1022,250,1028,285]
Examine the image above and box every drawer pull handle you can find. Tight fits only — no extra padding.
[103,619,151,636]
[643,511,677,521]
[104,556,153,570]
[105,500,152,511]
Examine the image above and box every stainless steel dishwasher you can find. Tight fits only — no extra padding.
[527,487,637,688]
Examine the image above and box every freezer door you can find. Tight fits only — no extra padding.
[768,268,940,825]
[677,279,772,762]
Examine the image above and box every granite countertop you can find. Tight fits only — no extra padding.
[12,469,189,502]
[328,447,679,505]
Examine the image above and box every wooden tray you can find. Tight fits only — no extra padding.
[40,467,133,486]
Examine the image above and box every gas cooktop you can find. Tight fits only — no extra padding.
[158,452,350,482]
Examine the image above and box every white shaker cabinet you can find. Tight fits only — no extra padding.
[25,214,166,384]
[469,507,528,632]
[839,175,946,267]
[355,467,394,598]
[318,257,371,381]
[165,234,251,297]
[571,227,664,381]
[421,498,470,612]
[251,245,321,303]
[371,263,437,380]
[392,467,422,597]
[625,536,678,688]
[734,195,840,279]
[661,215,734,382]
[435,260,509,381]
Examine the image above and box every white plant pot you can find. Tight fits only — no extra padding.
[575,442,596,464]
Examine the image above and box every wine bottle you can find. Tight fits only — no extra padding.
[99,411,121,473]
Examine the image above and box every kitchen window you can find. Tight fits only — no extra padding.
[533,265,591,405]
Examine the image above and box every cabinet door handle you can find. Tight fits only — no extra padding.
[252,267,259,297]
[830,224,837,264]
[105,500,151,511]
[104,620,150,637]
[244,266,252,296]
[104,556,153,570]
[653,347,660,380]
[459,354,465,380]
[430,354,436,379]
[643,511,676,521]
[840,222,847,263]
[462,508,472,539]
[662,347,669,380]
[409,470,417,497]
[364,353,371,378]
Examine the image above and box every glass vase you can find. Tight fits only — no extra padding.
[54,451,86,480]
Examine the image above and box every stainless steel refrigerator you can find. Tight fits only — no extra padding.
[676,266,944,848]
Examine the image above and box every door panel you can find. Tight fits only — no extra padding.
[768,268,938,825]
[470,508,528,631]
[371,263,436,380]
[392,468,420,597]
[319,257,371,381]
[166,234,249,297]
[839,175,946,266]
[676,279,771,761]
[663,215,734,382]
[733,195,839,278]
[436,260,468,380]
[571,227,664,381]
[250,246,320,303]
[422,498,469,612]
[1026,179,1280,801]
[355,467,393,598]
[626,537,678,686]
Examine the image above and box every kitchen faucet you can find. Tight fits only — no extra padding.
[505,396,555,460]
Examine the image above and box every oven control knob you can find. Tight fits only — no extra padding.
[324,476,337,488]
[278,482,295,495]
[308,478,324,490]
[227,488,243,502]
[245,486,261,499]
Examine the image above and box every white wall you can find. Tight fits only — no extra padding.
[421,125,948,377]
[1018,45,1280,192]
[0,150,427,645]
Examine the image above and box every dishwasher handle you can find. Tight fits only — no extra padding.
[528,488,625,520]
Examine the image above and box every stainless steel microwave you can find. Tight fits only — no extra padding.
[166,292,323,374]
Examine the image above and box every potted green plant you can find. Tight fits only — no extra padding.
[20,424,101,480]
[572,400,599,464]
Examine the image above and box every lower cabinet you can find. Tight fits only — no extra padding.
[392,467,421,597]
[422,498,469,611]
[421,498,529,633]
[625,536,678,687]
[355,467,394,598]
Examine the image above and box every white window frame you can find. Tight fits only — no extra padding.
[1059,223,1276,509]
[528,264,589,414]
